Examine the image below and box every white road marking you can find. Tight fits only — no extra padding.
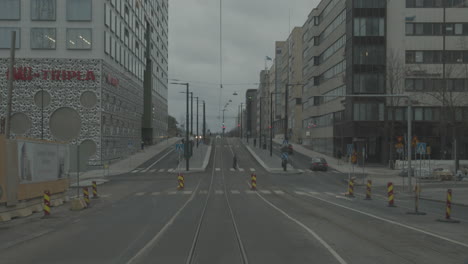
[231,190,240,194]
[302,193,468,249]
[131,170,140,174]
[199,190,208,194]
[183,191,193,195]
[250,168,256,172]
[298,169,304,173]
[294,191,307,195]
[100,194,112,198]
[216,168,221,171]
[325,192,335,196]
[255,188,348,264]
[150,169,156,173]
[260,190,272,194]
[230,168,235,172]
[215,190,224,195]
[335,196,353,201]
[151,192,161,196]
[239,168,245,172]
[167,191,177,195]
[135,192,145,196]
[159,169,165,172]
[308,169,314,173]
[245,190,256,194]
[273,190,285,195]
[143,149,175,172]
[309,191,319,195]
[168,169,174,172]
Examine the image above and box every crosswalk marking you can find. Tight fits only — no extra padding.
[231,190,240,194]
[325,192,335,196]
[183,191,193,195]
[260,190,271,194]
[298,169,304,173]
[151,192,161,196]
[273,190,285,195]
[215,190,224,195]
[308,169,314,173]
[230,168,235,172]
[309,191,319,195]
[199,190,208,194]
[131,170,140,173]
[168,191,177,195]
[239,168,245,172]
[159,169,165,172]
[135,192,145,196]
[250,168,256,172]
[168,169,174,172]
[216,168,221,171]
[150,169,156,173]
[294,191,307,195]
[245,190,256,194]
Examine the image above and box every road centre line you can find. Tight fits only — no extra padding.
[302,192,468,249]
[251,182,347,264]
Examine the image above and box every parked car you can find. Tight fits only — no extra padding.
[311,157,328,171]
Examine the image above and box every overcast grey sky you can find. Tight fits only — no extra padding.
[168,0,319,133]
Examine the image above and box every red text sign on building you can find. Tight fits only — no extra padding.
[105,73,119,87]
[5,67,96,81]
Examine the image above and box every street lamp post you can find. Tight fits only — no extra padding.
[190,92,193,136]
[270,92,280,157]
[203,100,206,142]
[222,108,226,136]
[172,82,190,171]
[240,103,244,139]
[195,96,199,147]
[259,96,268,149]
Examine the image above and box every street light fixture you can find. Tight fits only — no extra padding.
[270,92,280,157]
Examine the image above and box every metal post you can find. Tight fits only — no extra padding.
[407,101,412,191]
[196,97,199,147]
[240,103,243,139]
[186,85,190,171]
[259,99,262,148]
[41,86,44,139]
[5,31,16,139]
[190,92,193,136]
[203,101,206,142]
[270,92,273,157]
[222,109,225,136]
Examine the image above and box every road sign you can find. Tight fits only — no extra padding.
[283,139,289,145]
[281,152,288,160]
[127,141,133,149]
[347,144,354,156]
[416,142,427,155]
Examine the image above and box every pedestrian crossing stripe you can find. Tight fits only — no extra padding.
[199,190,208,194]
[273,190,285,195]
[159,169,165,172]
[150,169,156,173]
[298,169,304,173]
[216,168,221,171]
[245,190,256,194]
[239,168,245,172]
[231,190,240,194]
[168,169,174,172]
[131,170,140,173]
[294,191,306,195]
[183,191,193,195]
[130,190,344,197]
[230,168,235,172]
[168,191,177,195]
[250,168,256,172]
[215,190,224,194]
[135,192,145,196]
[309,191,319,195]
[151,192,161,196]
[325,192,335,196]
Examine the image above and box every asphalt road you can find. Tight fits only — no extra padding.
[1,137,468,264]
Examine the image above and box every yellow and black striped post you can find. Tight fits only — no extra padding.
[364,180,372,200]
[83,187,90,207]
[437,189,460,223]
[251,174,257,190]
[346,179,354,197]
[43,190,51,217]
[177,174,185,190]
[387,182,396,207]
[92,181,98,198]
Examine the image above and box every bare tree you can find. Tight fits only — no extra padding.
[385,50,406,168]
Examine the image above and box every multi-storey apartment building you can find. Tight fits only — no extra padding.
[0,0,169,163]
[302,0,468,163]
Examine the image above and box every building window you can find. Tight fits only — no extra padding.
[0,0,20,20]
[104,31,110,54]
[353,102,384,121]
[105,3,110,27]
[67,28,92,49]
[354,17,385,36]
[354,0,386,8]
[31,28,56,49]
[353,45,385,65]
[31,0,56,21]
[353,73,385,93]
[407,0,468,7]
[67,0,92,21]
[0,27,20,49]
[406,50,444,63]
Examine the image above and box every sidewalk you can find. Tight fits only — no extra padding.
[243,140,299,174]
[74,137,181,181]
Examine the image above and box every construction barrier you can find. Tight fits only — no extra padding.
[437,189,460,223]
[43,190,51,217]
[387,182,396,207]
[251,174,257,190]
[177,174,185,190]
[365,180,372,200]
[407,184,426,215]
[92,181,98,198]
[83,187,90,207]
[346,178,354,197]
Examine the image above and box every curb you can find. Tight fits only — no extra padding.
[244,145,301,174]
[168,145,212,174]
[420,197,468,207]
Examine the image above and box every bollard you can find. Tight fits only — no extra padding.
[364,180,372,200]
[407,184,426,215]
[43,190,51,217]
[177,174,185,190]
[437,189,460,223]
[387,182,396,207]
[92,181,98,199]
[83,187,90,207]
[345,179,354,197]
[251,174,257,190]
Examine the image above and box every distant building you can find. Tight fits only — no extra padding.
[0,0,169,163]
[245,89,257,141]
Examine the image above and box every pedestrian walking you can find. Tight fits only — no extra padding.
[141,141,145,150]
[337,149,342,165]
